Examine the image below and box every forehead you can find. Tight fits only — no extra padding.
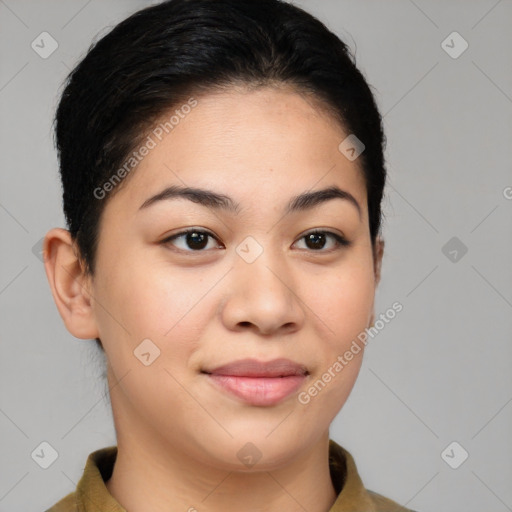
[102,85,368,219]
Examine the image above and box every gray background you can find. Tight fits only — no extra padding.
[1,1,511,511]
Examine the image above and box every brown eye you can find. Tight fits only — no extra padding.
[294,230,350,252]
[161,229,222,252]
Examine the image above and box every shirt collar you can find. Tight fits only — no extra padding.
[64,440,394,511]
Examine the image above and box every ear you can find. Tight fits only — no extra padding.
[373,237,384,287]
[368,237,385,326]
[43,228,100,340]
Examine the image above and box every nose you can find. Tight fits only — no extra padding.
[220,246,305,336]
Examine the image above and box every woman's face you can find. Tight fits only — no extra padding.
[83,85,381,469]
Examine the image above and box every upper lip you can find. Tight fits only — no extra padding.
[203,358,309,378]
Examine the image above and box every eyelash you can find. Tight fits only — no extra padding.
[160,228,351,254]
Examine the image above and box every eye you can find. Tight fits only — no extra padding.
[161,228,350,253]
[161,229,223,252]
[294,230,350,252]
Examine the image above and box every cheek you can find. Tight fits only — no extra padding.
[296,266,373,421]
[91,260,207,416]
[305,260,375,344]
[93,255,211,368]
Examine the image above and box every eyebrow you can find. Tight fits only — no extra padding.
[139,184,362,218]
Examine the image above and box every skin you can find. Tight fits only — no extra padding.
[44,85,384,512]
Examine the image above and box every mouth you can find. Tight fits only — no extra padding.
[202,358,309,406]
[202,357,309,378]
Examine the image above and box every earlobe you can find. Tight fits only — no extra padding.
[43,228,100,340]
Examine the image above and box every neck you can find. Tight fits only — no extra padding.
[106,428,338,512]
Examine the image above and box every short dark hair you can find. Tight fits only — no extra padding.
[54,0,387,318]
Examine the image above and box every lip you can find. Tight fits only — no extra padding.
[204,358,309,378]
[202,358,309,407]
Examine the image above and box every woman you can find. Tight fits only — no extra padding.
[43,0,415,510]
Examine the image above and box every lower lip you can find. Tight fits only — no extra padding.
[206,374,306,406]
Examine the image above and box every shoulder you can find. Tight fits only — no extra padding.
[44,491,77,512]
[367,489,418,511]
[328,439,417,512]
[44,445,118,512]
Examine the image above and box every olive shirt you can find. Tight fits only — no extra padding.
[46,439,416,512]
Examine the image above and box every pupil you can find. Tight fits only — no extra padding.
[188,232,208,250]
[307,233,325,250]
